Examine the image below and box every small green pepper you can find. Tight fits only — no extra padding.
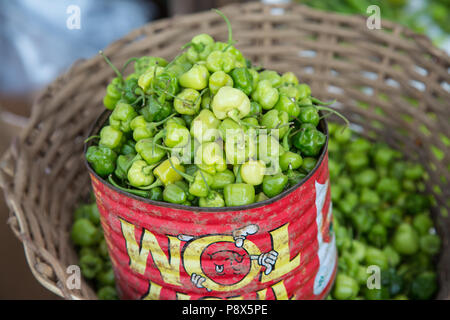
[154,157,185,186]
[174,88,202,115]
[292,127,326,157]
[114,153,136,181]
[133,56,168,74]
[419,234,441,255]
[251,80,279,110]
[262,173,288,198]
[208,70,233,95]
[99,126,124,151]
[190,109,221,143]
[135,138,166,165]
[275,95,300,119]
[230,67,254,95]
[279,151,303,171]
[80,254,103,279]
[179,64,210,90]
[392,223,419,255]
[212,86,251,121]
[103,77,122,110]
[127,160,157,188]
[210,169,235,189]
[224,183,255,206]
[71,218,100,247]
[261,109,290,139]
[259,70,282,87]
[86,146,118,178]
[298,106,319,127]
[195,142,227,174]
[199,191,225,207]
[332,273,359,300]
[240,160,266,186]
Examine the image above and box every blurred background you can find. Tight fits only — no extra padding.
[0,0,448,299]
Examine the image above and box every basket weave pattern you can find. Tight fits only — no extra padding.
[0,2,448,299]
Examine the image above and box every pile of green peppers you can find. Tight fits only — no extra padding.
[328,123,441,300]
[86,10,332,208]
[71,198,118,300]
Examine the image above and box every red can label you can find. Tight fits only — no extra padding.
[91,152,336,300]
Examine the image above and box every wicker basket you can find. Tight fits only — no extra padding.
[0,2,448,300]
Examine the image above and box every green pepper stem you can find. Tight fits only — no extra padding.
[121,57,139,75]
[314,106,350,128]
[198,169,211,194]
[283,127,292,151]
[214,9,234,47]
[99,51,124,82]
[167,156,194,183]
[108,175,150,197]
[137,178,163,190]
[84,135,100,144]
[311,97,336,106]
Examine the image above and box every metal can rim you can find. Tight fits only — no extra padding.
[84,110,329,212]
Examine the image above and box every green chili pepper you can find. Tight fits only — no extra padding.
[185,33,215,63]
[292,127,326,157]
[152,119,190,148]
[368,223,388,247]
[251,80,279,110]
[190,109,221,143]
[80,254,103,279]
[114,153,137,181]
[133,56,168,74]
[86,146,118,178]
[240,159,266,186]
[163,183,187,204]
[71,218,100,247]
[212,86,251,121]
[195,142,227,174]
[154,156,185,186]
[230,67,254,95]
[135,138,166,165]
[365,246,389,270]
[99,126,124,151]
[224,183,255,206]
[139,95,173,123]
[127,160,159,188]
[259,70,282,87]
[199,190,225,207]
[103,77,122,110]
[174,88,201,115]
[210,169,235,189]
[179,64,210,90]
[275,95,300,119]
[209,71,233,95]
[280,71,299,85]
[262,173,288,198]
[298,106,320,127]
[392,223,419,255]
[332,273,359,300]
[109,101,138,133]
[261,109,290,139]
[279,151,303,171]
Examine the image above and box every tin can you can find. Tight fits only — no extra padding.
[86,112,337,300]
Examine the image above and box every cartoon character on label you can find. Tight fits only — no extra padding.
[313,179,337,296]
[178,225,278,292]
